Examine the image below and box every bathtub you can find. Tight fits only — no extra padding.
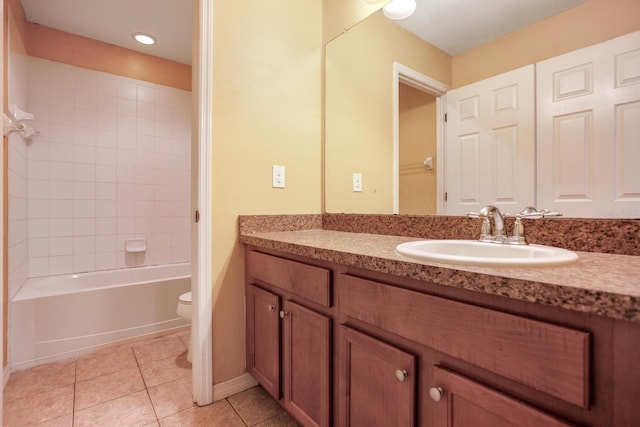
[10,263,191,369]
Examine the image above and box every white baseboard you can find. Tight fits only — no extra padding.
[210,372,258,403]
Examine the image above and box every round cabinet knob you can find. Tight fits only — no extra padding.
[279,310,288,319]
[267,305,276,312]
[429,387,444,402]
[395,369,408,382]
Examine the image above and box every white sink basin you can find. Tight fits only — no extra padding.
[395,240,579,267]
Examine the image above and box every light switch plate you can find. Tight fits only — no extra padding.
[272,165,285,188]
[353,173,362,192]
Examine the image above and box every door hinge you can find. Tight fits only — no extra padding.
[195,210,200,223]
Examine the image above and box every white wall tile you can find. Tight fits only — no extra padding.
[117,115,136,133]
[28,180,49,199]
[117,218,136,235]
[49,143,74,162]
[48,124,75,144]
[74,182,95,199]
[74,127,96,146]
[117,166,136,183]
[49,162,74,181]
[117,132,136,150]
[74,254,95,273]
[117,200,136,217]
[96,165,117,183]
[74,218,95,236]
[95,252,117,270]
[49,181,74,200]
[29,257,49,278]
[96,75,118,96]
[137,134,155,152]
[20,59,191,278]
[96,235,117,253]
[96,112,117,130]
[118,81,137,100]
[28,219,49,238]
[96,182,117,200]
[95,218,117,235]
[49,219,73,237]
[74,145,96,164]
[73,236,95,255]
[118,98,136,116]
[117,149,137,167]
[28,200,49,219]
[137,85,155,103]
[137,101,154,120]
[95,148,117,166]
[29,238,49,258]
[74,200,96,218]
[73,163,96,182]
[49,237,73,256]
[49,200,73,218]
[49,255,73,275]
[96,130,117,148]
[28,160,49,180]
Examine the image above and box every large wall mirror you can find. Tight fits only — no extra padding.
[324,0,640,218]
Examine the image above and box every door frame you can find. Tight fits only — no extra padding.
[192,0,214,406]
[392,62,448,214]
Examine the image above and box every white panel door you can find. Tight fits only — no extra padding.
[445,65,535,216]
[537,31,640,218]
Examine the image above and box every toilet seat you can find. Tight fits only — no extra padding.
[178,291,192,305]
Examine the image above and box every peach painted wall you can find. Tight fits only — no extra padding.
[452,0,640,87]
[27,24,191,91]
[323,0,381,44]
[211,0,323,383]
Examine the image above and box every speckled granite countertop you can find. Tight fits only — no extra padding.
[240,229,640,323]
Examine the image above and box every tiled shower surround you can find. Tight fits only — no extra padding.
[9,56,191,296]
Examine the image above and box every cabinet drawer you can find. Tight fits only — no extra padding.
[247,251,331,307]
[338,274,590,408]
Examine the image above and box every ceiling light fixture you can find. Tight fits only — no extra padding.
[132,33,157,46]
[383,0,417,20]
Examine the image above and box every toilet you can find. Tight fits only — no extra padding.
[176,291,193,362]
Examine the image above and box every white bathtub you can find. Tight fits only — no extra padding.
[10,263,191,369]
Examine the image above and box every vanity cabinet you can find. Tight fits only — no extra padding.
[339,326,416,426]
[430,366,573,427]
[245,246,640,426]
[245,251,332,427]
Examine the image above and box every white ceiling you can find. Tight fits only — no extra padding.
[394,0,589,55]
[19,0,589,65]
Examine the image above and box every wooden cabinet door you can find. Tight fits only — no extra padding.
[282,300,331,427]
[246,285,280,399]
[340,326,416,427]
[431,366,574,427]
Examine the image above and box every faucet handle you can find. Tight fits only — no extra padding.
[466,211,481,219]
[516,209,563,219]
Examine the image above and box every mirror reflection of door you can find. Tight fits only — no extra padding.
[399,83,437,215]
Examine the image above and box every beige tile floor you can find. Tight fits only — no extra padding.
[3,330,300,426]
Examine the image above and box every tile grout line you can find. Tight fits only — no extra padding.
[132,345,162,424]
[72,359,78,426]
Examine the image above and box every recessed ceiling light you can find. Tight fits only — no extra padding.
[132,33,157,46]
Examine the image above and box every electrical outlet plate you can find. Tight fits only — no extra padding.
[272,165,285,188]
[353,173,362,192]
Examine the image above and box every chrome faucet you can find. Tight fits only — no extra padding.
[478,205,506,242]
[467,206,563,245]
